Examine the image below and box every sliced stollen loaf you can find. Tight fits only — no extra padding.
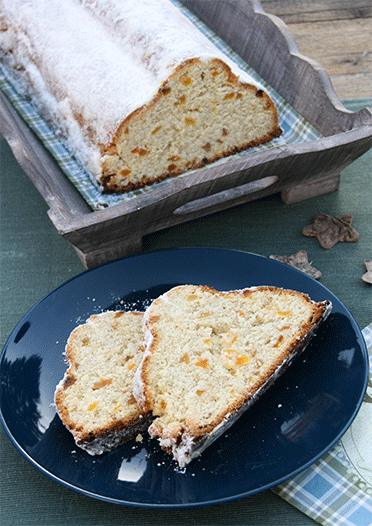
[134,285,332,468]
[0,0,282,193]
[55,311,151,454]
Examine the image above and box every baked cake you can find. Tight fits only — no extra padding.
[0,0,282,193]
[55,311,151,454]
[134,285,331,468]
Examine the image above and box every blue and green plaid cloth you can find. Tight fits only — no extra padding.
[0,0,323,211]
[273,323,372,526]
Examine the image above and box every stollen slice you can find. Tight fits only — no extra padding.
[134,285,332,468]
[55,310,151,454]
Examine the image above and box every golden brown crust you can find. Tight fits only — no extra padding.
[55,388,149,446]
[55,311,150,450]
[139,285,331,449]
[100,58,282,193]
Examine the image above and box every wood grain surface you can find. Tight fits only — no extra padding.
[261,0,372,99]
[1,0,371,268]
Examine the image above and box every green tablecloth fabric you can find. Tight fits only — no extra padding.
[0,99,371,525]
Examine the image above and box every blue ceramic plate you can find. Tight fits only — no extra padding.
[0,248,368,508]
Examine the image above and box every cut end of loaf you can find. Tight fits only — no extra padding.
[1,0,283,196]
[100,58,282,192]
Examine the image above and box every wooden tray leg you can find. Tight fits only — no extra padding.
[73,237,144,268]
[281,174,340,204]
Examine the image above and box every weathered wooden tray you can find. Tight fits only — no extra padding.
[1,0,371,268]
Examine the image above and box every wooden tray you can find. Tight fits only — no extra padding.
[1,0,371,268]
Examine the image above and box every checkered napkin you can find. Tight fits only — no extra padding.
[273,323,372,526]
[0,0,323,211]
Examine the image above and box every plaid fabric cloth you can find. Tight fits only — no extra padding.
[0,0,323,211]
[273,323,372,526]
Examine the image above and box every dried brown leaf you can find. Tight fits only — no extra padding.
[269,250,322,279]
[302,212,359,249]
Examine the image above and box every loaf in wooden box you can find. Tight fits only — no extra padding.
[0,0,371,268]
[0,0,281,193]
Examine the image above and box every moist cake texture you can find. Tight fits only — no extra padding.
[0,0,282,193]
[134,285,331,467]
[55,310,151,454]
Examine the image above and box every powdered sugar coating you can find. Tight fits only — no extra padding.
[0,0,264,184]
[76,414,149,455]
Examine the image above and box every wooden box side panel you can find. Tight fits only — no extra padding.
[52,126,372,267]
[181,0,372,136]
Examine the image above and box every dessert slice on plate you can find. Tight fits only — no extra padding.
[134,285,331,468]
[55,311,151,454]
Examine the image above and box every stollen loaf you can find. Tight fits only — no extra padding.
[0,0,282,193]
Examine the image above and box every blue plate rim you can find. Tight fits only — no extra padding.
[0,247,369,508]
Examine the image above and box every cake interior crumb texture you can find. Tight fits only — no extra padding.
[0,0,282,193]
[54,285,330,466]
[136,285,331,467]
[54,311,149,453]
